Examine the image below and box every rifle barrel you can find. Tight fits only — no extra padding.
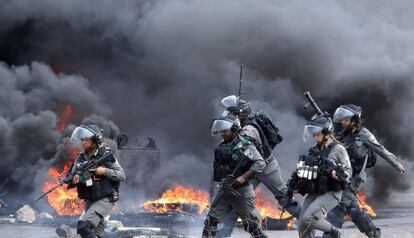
[34,182,62,202]
[238,64,244,97]
[304,91,323,115]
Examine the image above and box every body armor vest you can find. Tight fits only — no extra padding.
[76,147,120,202]
[337,128,376,174]
[295,142,342,195]
[213,136,252,185]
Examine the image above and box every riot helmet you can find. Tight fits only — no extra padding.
[333,104,362,123]
[221,95,252,116]
[211,115,241,136]
[303,115,334,141]
[70,124,103,145]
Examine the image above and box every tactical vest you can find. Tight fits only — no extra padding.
[213,136,252,186]
[337,128,376,173]
[76,147,120,202]
[295,142,342,195]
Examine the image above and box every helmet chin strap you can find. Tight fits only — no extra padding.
[85,143,98,157]
[317,133,331,147]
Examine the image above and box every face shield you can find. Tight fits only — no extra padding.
[222,110,231,117]
[211,119,234,136]
[221,95,238,110]
[303,125,323,142]
[333,107,354,123]
[70,126,95,144]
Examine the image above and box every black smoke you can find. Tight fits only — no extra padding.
[0,0,413,206]
[0,62,108,205]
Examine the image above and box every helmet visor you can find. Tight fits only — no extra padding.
[222,110,231,117]
[211,119,233,136]
[221,95,238,109]
[303,125,323,142]
[70,126,95,143]
[333,107,354,123]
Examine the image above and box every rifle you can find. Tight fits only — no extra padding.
[34,151,115,202]
[210,151,251,209]
[238,64,245,98]
[321,157,351,186]
[279,173,299,219]
[303,91,329,117]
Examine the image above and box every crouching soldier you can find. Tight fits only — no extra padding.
[67,124,126,238]
[291,115,352,238]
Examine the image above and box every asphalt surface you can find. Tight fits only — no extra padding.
[1,190,413,237]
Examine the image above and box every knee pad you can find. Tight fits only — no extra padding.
[347,204,364,217]
[299,210,323,232]
[77,220,97,238]
[326,207,346,229]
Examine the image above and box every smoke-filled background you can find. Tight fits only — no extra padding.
[0,0,413,208]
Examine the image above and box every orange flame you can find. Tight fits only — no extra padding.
[143,184,209,214]
[357,191,377,217]
[42,146,84,216]
[57,104,73,133]
[142,184,295,229]
[344,191,376,221]
[255,188,292,220]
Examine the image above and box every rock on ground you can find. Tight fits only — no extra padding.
[15,205,36,223]
[56,224,73,237]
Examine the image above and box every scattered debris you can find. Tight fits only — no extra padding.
[0,216,16,224]
[111,211,197,227]
[56,224,74,237]
[262,216,295,230]
[15,205,36,223]
[39,212,54,222]
[105,219,124,232]
[108,226,184,238]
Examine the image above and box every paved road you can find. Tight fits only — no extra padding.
[1,191,413,237]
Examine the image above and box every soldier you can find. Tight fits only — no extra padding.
[67,125,126,238]
[323,104,405,238]
[217,95,301,236]
[291,115,352,238]
[202,116,267,238]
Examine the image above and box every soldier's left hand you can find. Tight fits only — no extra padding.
[90,167,106,175]
[398,164,405,174]
[234,176,246,186]
[331,170,340,181]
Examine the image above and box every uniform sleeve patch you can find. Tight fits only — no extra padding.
[243,149,254,159]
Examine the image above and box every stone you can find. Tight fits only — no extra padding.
[15,205,36,223]
[38,212,54,221]
[56,224,73,237]
[105,219,124,232]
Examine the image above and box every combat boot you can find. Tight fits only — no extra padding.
[249,228,268,238]
[327,226,343,238]
[366,227,381,238]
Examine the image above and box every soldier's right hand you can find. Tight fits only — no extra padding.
[396,163,405,174]
[72,175,80,184]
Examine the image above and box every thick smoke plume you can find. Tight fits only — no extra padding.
[1,0,414,206]
[0,62,108,205]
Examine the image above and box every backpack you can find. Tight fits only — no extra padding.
[248,110,283,158]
